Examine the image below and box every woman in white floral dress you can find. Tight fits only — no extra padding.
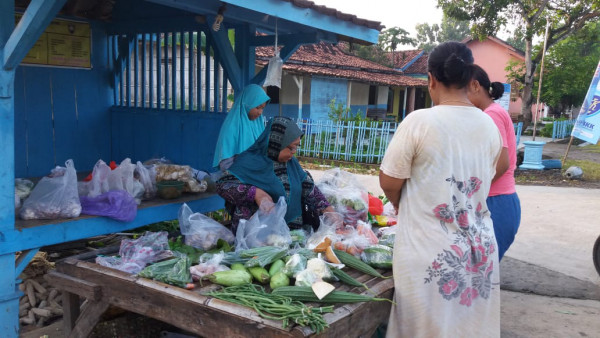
[380,41,502,338]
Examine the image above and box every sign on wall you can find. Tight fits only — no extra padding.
[494,83,511,112]
[17,14,91,68]
[571,59,600,144]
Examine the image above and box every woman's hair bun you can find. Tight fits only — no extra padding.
[489,82,505,100]
[428,41,474,88]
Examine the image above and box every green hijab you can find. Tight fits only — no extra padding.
[228,117,306,222]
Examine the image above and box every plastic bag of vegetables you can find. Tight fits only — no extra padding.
[178,203,235,250]
[235,197,292,251]
[306,212,343,250]
[138,252,192,287]
[360,245,393,269]
[282,254,307,278]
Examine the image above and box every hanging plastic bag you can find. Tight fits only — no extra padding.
[263,52,283,88]
[80,190,138,222]
[263,19,283,88]
[178,203,235,250]
[20,160,81,220]
[235,196,292,251]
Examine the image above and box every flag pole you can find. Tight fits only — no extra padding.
[532,18,550,141]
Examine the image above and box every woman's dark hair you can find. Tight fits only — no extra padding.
[472,64,505,100]
[428,41,474,88]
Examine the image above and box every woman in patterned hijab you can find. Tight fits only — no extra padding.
[216,117,333,232]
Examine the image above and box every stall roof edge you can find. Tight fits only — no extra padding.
[14,0,383,45]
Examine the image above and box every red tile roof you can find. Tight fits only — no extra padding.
[281,0,384,31]
[256,42,427,87]
[385,50,423,69]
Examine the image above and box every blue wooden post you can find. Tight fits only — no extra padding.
[1,1,66,334]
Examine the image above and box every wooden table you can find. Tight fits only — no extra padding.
[46,247,394,337]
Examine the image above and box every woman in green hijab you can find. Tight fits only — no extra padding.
[213,84,271,170]
[216,117,334,232]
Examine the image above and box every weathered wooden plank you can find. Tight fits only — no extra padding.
[68,299,109,338]
[61,291,80,337]
[45,270,102,301]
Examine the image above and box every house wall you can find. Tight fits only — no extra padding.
[13,21,112,177]
[467,39,525,116]
[349,81,368,117]
[376,85,388,109]
[262,72,312,120]
[309,76,348,121]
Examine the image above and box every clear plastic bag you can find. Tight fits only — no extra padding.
[316,169,368,226]
[306,212,343,249]
[235,196,292,251]
[189,252,229,281]
[263,52,283,88]
[107,158,136,196]
[135,161,157,200]
[20,160,81,220]
[15,178,34,200]
[360,244,393,269]
[178,203,235,250]
[84,159,111,198]
[138,253,192,287]
[96,231,172,274]
[156,164,207,193]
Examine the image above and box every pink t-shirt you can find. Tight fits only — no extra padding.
[486,102,516,196]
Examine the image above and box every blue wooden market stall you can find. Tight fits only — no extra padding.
[0,0,381,335]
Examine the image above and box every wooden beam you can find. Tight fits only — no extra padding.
[45,270,103,301]
[3,0,67,70]
[250,33,321,47]
[68,300,109,338]
[206,17,242,92]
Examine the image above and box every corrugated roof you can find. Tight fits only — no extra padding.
[256,42,427,87]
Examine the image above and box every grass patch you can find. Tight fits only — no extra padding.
[563,159,600,181]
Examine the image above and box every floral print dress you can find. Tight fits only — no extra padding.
[380,106,502,338]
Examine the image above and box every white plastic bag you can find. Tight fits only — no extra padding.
[135,161,157,200]
[107,158,136,196]
[178,203,235,250]
[20,160,81,220]
[235,196,292,251]
[83,159,111,198]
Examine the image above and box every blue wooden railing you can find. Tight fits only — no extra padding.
[295,120,525,164]
[295,119,398,164]
[514,122,523,146]
[552,119,575,140]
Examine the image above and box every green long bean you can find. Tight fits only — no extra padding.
[207,284,333,333]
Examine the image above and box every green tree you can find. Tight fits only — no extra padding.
[541,22,600,113]
[439,0,600,123]
[378,27,416,68]
[415,15,470,52]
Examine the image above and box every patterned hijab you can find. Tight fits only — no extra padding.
[228,117,306,222]
[212,84,271,167]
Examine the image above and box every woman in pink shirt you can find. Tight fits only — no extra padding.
[468,65,521,260]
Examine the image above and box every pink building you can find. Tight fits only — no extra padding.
[463,36,525,119]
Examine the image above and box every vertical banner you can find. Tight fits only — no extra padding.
[571,59,600,144]
[494,83,511,112]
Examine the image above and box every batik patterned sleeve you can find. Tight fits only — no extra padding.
[216,179,257,207]
[302,171,330,212]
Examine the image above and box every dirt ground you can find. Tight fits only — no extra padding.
[515,139,600,189]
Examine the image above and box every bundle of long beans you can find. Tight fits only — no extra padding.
[207,284,333,333]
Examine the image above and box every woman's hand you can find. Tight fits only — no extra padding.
[254,187,274,213]
[323,206,335,213]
